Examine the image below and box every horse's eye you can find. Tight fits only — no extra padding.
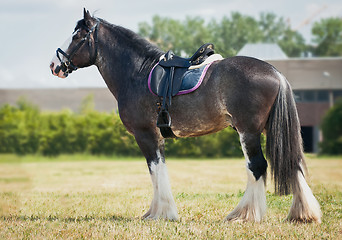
[72,31,81,40]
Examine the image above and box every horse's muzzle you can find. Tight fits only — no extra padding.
[50,62,67,78]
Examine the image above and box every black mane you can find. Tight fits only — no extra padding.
[105,19,162,54]
[98,18,163,74]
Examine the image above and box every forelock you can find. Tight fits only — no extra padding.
[74,19,87,32]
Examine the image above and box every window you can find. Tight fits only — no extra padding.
[293,90,331,103]
[293,91,303,102]
[303,91,315,102]
[317,91,329,102]
[334,90,342,102]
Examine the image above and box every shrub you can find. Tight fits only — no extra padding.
[0,97,265,158]
[320,99,342,154]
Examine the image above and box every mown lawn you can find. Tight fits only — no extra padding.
[0,154,341,239]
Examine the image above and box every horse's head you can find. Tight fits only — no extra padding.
[50,9,99,78]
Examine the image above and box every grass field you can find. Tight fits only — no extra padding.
[0,154,341,239]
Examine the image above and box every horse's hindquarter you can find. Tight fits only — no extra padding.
[170,57,280,137]
[220,57,280,133]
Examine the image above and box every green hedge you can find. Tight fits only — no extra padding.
[0,98,245,157]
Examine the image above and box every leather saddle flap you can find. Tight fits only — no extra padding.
[150,65,187,96]
[149,63,212,97]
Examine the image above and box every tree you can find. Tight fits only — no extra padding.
[320,99,342,154]
[138,12,306,58]
[278,28,306,57]
[209,12,262,56]
[138,15,212,56]
[312,17,342,57]
[258,12,286,43]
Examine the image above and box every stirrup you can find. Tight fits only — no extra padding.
[157,109,172,128]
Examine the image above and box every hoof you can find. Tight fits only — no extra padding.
[225,207,263,223]
[142,204,178,221]
[142,210,178,221]
[287,214,321,224]
[225,216,247,223]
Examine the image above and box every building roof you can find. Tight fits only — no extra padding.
[237,43,288,60]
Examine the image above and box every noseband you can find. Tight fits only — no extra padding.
[56,20,99,75]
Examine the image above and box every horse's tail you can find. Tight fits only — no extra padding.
[266,73,306,195]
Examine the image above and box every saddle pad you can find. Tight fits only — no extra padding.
[148,62,213,96]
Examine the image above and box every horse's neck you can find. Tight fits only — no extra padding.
[95,23,162,99]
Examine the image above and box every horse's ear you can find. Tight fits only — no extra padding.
[83,8,92,22]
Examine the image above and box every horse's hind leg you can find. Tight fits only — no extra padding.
[226,132,267,222]
[134,129,178,220]
[287,164,321,223]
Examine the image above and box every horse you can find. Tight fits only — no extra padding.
[50,9,321,223]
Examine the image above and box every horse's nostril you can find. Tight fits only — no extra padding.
[54,65,61,74]
[50,62,54,69]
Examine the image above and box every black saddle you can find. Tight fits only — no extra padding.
[150,43,215,138]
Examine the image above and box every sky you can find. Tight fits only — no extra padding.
[0,0,341,89]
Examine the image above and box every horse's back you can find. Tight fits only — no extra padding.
[168,56,281,137]
[215,56,281,89]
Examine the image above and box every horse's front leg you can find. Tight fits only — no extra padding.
[134,129,178,220]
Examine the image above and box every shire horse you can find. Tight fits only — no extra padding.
[50,9,321,223]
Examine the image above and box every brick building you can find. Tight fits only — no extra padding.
[239,43,342,152]
[269,58,342,152]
